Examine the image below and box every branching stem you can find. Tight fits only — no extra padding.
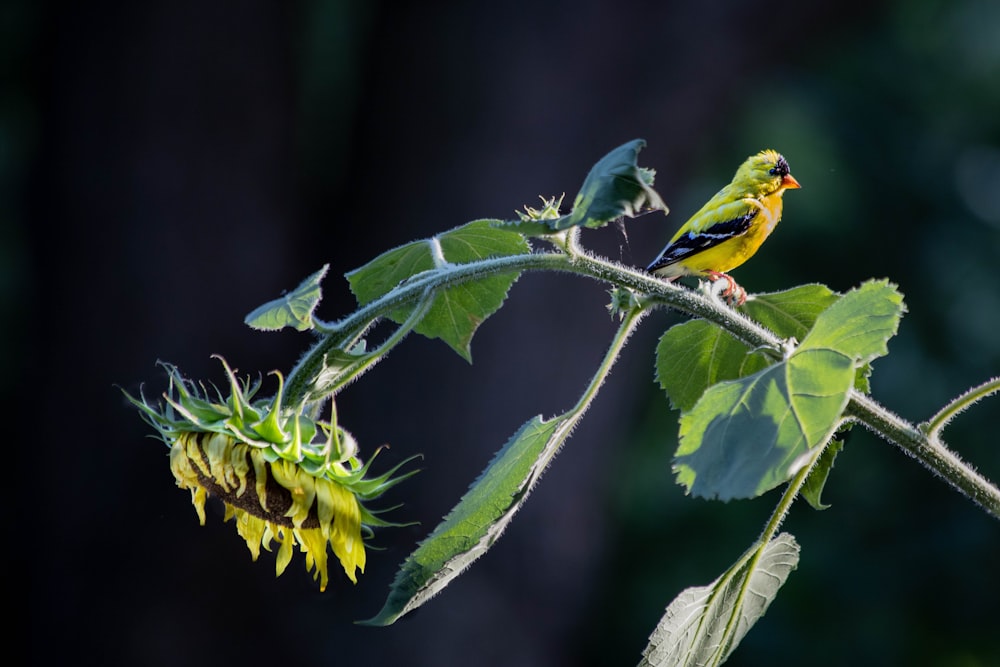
[283,246,1000,520]
[921,376,1000,439]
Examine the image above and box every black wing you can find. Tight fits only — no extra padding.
[646,210,756,272]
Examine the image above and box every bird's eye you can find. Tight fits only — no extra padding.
[769,156,789,177]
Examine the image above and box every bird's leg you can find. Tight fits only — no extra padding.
[703,270,736,295]
[704,270,747,306]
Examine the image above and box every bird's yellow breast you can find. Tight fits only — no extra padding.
[679,192,785,275]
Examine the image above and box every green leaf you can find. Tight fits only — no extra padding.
[671,280,906,501]
[361,415,563,626]
[639,533,800,667]
[501,139,667,236]
[674,348,854,500]
[656,285,840,412]
[798,279,905,363]
[655,320,759,412]
[363,302,644,624]
[741,283,841,340]
[799,436,844,510]
[345,220,530,361]
[244,265,328,331]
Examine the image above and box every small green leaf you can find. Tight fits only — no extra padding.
[244,265,328,331]
[674,348,854,500]
[501,139,667,236]
[640,533,800,667]
[799,436,844,510]
[362,414,564,626]
[346,220,530,361]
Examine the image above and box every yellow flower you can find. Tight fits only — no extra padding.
[126,359,416,591]
[171,431,367,589]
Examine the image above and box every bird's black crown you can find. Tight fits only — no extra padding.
[768,156,790,177]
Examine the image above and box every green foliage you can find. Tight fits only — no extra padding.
[500,139,667,236]
[655,284,841,412]
[245,264,328,331]
[131,140,1000,667]
[345,220,530,361]
[361,416,560,626]
[673,281,905,501]
[740,283,841,338]
[655,320,759,412]
[799,436,844,510]
[639,533,800,667]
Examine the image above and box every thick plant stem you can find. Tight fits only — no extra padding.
[846,392,1000,520]
[284,252,567,405]
[280,246,1000,520]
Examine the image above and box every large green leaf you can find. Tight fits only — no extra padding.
[639,533,800,667]
[363,303,644,624]
[656,285,841,412]
[674,348,854,500]
[797,279,904,395]
[244,264,328,331]
[672,280,906,500]
[798,279,905,362]
[501,139,667,236]
[361,415,562,626]
[345,220,530,361]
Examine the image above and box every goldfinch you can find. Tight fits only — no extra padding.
[646,149,801,305]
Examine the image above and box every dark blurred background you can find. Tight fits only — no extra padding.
[11,0,1000,665]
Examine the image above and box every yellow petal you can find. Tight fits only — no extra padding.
[329,482,365,581]
[274,526,294,576]
[269,459,315,528]
[251,450,270,512]
[231,506,266,561]
[296,527,330,591]
[203,433,235,491]
[184,434,212,478]
[229,442,251,498]
[169,439,200,489]
[190,485,208,525]
[314,478,336,540]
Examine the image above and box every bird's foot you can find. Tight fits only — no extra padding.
[704,271,747,306]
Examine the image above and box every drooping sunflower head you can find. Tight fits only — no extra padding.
[126,357,417,591]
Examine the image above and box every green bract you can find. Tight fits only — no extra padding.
[497,139,668,236]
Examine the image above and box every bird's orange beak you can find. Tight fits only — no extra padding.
[782,174,802,189]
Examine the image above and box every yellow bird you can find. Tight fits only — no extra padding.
[646,149,801,304]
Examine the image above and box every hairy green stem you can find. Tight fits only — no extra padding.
[761,444,827,543]
[712,442,823,655]
[921,376,1000,439]
[284,253,566,404]
[315,288,438,400]
[537,304,647,472]
[571,304,646,415]
[846,392,1000,519]
[282,246,1000,519]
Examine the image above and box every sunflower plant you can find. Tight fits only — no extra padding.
[126,140,1000,666]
